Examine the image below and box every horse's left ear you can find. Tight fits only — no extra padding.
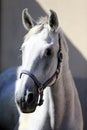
[48,10,59,32]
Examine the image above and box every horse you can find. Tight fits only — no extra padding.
[0,9,83,130]
[15,9,83,130]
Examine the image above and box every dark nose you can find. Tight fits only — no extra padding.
[24,90,34,104]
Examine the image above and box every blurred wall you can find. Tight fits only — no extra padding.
[0,0,87,79]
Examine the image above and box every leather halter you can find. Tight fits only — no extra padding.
[20,34,63,106]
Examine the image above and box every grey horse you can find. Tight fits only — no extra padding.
[0,9,83,130]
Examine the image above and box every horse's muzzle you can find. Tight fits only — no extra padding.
[15,89,38,113]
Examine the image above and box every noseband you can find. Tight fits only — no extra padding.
[20,34,63,106]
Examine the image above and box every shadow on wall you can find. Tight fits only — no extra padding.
[65,35,87,78]
[74,78,87,130]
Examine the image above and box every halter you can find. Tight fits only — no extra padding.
[20,34,63,106]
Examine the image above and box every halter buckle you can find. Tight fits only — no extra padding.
[38,86,44,94]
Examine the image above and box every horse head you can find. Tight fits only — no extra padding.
[15,9,63,113]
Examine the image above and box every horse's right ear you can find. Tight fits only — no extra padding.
[22,8,36,31]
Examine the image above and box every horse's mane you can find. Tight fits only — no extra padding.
[37,16,48,25]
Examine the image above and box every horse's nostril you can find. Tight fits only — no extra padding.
[27,92,34,103]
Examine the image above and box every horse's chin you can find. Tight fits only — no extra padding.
[20,107,36,113]
[16,102,37,113]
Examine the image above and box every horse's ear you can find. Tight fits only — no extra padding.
[22,8,36,31]
[48,10,59,32]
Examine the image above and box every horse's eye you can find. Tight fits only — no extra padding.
[45,48,52,57]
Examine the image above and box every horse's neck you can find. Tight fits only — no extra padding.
[49,57,83,129]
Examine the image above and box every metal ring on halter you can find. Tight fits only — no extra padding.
[38,86,44,94]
